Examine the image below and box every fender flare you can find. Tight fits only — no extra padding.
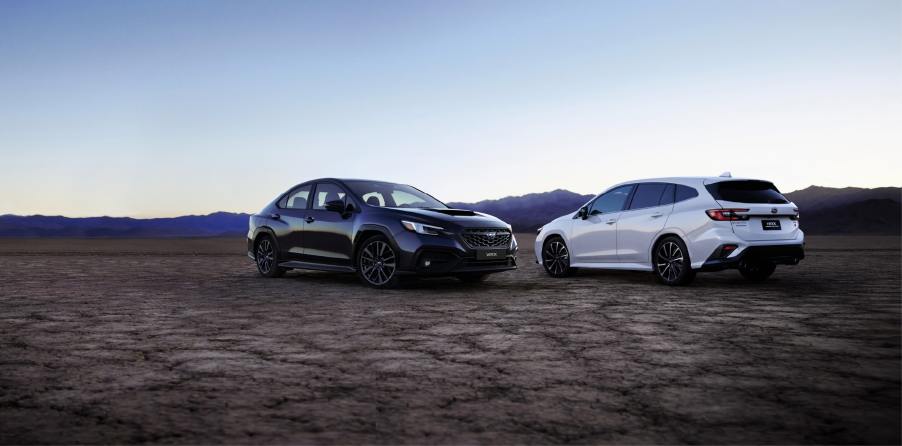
[352,223,401,262]
[649,228,691,264]
[537,229,569,264]
[251,226,280,252]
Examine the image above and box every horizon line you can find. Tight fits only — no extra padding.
[2,184,899,220]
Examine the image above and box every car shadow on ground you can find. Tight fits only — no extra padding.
[260,265,830,295]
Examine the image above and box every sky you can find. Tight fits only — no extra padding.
[1,0,900,217]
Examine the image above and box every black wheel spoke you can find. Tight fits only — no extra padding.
[656,241,688,283]
[543,241,569,276]
[360,240,396,286]
[257,240,276,273]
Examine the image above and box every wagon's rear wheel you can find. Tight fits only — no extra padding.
[652,236,695,285]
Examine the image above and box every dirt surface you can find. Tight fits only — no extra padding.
[0,235,899,444]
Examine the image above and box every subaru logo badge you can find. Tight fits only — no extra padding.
[486,232,497,239]
[771,208,778,214]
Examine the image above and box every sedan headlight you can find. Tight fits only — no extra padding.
[401,220,444,236]
[536,226,544,234]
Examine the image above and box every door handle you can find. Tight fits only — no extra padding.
[651,213,663,218]
[269,213,280,220]
[605,219,617,225]
[304,217,315,224]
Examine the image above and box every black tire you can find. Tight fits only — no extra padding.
[254,235,286,278]
[356,235,401,289]
[738,259,776,282]
[652,236,695,286]
[456,273,489,283]
[542,236,575,277]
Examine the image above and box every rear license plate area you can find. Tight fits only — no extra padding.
[761,219,782,231]
[476,249,507,260]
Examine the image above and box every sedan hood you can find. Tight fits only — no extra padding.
[387,207,510,229]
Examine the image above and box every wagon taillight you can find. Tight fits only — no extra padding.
[706,208,750,221]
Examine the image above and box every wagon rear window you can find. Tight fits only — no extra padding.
[706,181,788,204]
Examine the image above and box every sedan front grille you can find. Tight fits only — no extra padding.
[461,228,512,248]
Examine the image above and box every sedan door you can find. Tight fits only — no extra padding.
[302,182,356,266]
[616,183,674,264]
[275,184,313,261]
[568,185,634,264]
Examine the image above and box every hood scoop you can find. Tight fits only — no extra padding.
[427,208,478,217]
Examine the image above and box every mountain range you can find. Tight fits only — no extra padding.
[0,186,898,237]
[0,212,249,238]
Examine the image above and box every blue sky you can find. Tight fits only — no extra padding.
[1,0,899,217]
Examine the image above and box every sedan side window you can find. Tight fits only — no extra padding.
[284,185,312,209]
[590,185,634,214]
[312,183,347,210]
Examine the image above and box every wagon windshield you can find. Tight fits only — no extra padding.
[345,181,448,209]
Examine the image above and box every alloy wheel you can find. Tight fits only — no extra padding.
[655,241,684,283]
[543,240,570,275]
[360,240,397,286]
[256,239,275,274]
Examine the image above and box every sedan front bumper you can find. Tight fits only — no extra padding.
[393,230,518,276]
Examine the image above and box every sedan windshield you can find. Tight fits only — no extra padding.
[344,181,447,209]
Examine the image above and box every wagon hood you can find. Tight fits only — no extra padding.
[386,207,510,229]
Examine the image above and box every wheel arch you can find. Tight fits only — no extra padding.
[538,230,568,264]
[649,231,690,265]
[252,226,279,251]
[352,224,400,265]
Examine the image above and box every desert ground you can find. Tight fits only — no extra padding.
[0,235,899,444]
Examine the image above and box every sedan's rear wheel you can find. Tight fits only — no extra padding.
[542,236,574,277]
[357,235,401,289]
[255,236,286,278]
[653,236,695,285]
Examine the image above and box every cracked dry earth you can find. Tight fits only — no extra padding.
[0,235,899,445]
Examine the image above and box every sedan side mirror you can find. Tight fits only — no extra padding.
[324,200,346,213]
[577,206,589,219]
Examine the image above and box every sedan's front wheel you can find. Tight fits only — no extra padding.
[357,235,401,289]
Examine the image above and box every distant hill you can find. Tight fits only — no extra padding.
[794,198,900,235]
[448,189,593,233]
[784,186,901,212]
[452,186,900,234]
[0,212,250,237]
[0,186,898,237]
[783,186,900,235]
